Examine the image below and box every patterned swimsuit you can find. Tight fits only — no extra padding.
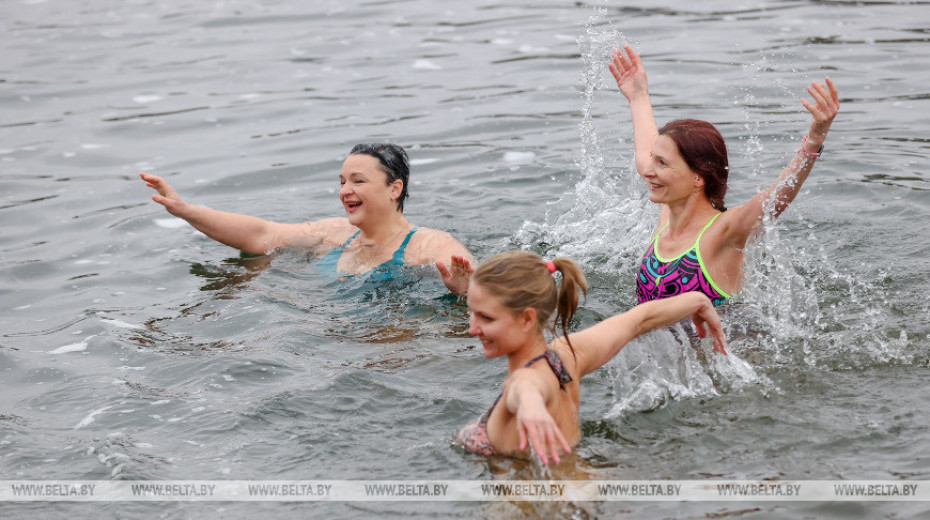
[637,214,730,306]
[457,350,573,456]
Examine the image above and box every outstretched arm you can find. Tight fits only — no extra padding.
[141,173,318,255]
[724,78,840,244]
[502,369,572,466]
[569,292,727,377]
[609,44,659,175]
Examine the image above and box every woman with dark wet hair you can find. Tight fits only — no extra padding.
[609,45,840,305]
[142,143,474,293]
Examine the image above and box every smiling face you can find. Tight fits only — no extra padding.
[642,134,703,206]
[466,281,535,359]
[338,154,403,226]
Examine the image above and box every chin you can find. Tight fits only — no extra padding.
[345,211,363,226]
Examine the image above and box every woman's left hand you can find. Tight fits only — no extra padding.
[802,77,840,146]
[437,255,474,295]
[515,398,572,466]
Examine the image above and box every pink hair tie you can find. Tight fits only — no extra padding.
[545,260,557,274]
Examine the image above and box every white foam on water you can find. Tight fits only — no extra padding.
[100,318,145,330]
[153,218,188,229]
[410,157,439,165]
[132,94,161,104]
[49,341,89,355]
[74,405,113,429]
[503,151,536,164]
[413,59,442,70]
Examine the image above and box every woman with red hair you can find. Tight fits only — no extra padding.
[609,45,839,305]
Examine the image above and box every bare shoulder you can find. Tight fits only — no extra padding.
[406,226,472,264]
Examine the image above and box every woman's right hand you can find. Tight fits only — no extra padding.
[140,172,188,217]
[608,44,649,102]
[690,298,728,355]
[515,392,571,466]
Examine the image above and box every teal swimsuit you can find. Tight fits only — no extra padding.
[317,227,419,280]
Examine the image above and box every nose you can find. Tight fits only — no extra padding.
[339,182,352,198]
[467,316,479,337]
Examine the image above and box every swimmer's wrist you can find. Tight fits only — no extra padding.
[796,135,824,158]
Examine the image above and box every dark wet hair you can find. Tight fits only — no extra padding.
[658,119,729,211]
[350,143,410,212]
[472,251,588,356]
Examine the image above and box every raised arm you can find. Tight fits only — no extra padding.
[501,368,572,466]
[568,292,727,377]
[724,78,840,243]
[141,173,320,255]
[609,44,659,175]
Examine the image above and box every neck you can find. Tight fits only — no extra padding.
[356,212,411,244]
[665,197,718,236]
[507,334,549,374]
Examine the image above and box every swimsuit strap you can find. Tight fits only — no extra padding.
[650,222,670,250]
[694,213,721,246]
[651,213,721,263]
[341,229,361,248]
[316,229,361,271]
[524,350,573,389]
[479,350,573,426]
[389,226,419,263]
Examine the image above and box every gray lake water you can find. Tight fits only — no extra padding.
[2,0,929,518]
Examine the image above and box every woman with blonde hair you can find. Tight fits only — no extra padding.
[456,251,727,464]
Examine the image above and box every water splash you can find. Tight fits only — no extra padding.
[517,14,913,419]
[603,323,766,418]
[517,11,654,279]
[732,52,912,370]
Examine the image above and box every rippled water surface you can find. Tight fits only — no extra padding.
[2,0,929,518]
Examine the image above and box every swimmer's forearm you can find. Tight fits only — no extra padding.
[571,293,718,375]
[175,204,281,254]
[762,153,817,218]
[759,77,837,220]
[504,373,550,417]
[628,292,714,338]
[627,94,658,175]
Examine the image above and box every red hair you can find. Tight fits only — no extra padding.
[658,119,729,211]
